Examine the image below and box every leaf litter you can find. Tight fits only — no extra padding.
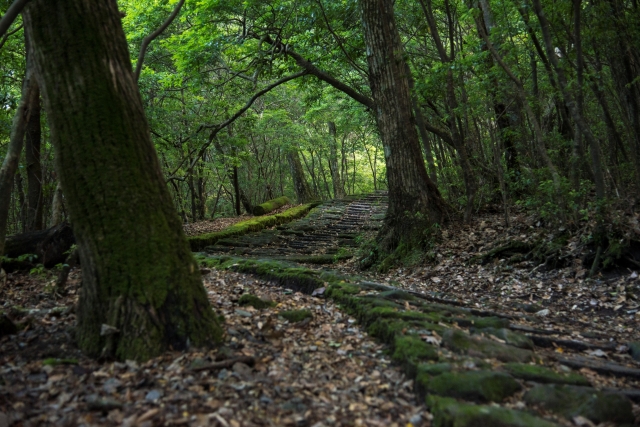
[0,267,426,426]
[3,207,640,426]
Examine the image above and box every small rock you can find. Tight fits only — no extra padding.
[234,309,253,317]
[145,390,162,401]
[102,378,122,394]
[535,309,550,317]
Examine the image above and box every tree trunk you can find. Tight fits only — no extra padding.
[50,182,64,227]
[25,83,43,231]
[23,0,223,361]
[327,122,345,198]
[287,151,315,203]
[360,0,448,253]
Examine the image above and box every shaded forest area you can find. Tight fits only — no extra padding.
[1,0,640,425]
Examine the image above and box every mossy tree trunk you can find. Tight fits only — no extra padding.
[360,0,448,252]
[23,0,223,361]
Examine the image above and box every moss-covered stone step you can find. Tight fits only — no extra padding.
[198,191,387,260]
[417,370,522,403]
[503,363,590,386]
[189,203,319,251]
[427,396,559,427]
[524,384,635,425]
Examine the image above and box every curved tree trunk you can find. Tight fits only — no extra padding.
[360,0,448,252]
[23,0,223,361]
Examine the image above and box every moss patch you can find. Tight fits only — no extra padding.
[419,371,522,403]
[42,358,79,366]
[428,396,559,427]
[392,335,440,377]
[189,203,318,251]
[442,329,534,363]
[503,363,589,386]
[524,384,634,425]
[471,328,534,350]
[238,294,276,310]
[278,309,313,323]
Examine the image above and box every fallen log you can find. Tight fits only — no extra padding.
[253,196,291,216]
[2,222,75,271]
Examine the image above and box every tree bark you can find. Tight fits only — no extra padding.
[49,182,64,227]
[25,83,43,231]
[23,0,223,361]
[360,0,448,252]
[327,122,345,198]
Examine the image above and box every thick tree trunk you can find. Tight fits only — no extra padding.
[23,0,223,361]
[25,83,43,231]
[287,151,315,203]
[360,0,448,252]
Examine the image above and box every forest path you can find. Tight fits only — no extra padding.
[196,194,640,427]
[201,191,388,260]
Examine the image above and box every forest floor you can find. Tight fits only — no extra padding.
[1,193,640,427]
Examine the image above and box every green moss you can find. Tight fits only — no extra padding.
[392,335,439,377]
[189,203,317,251]
[279,309,313,323]
[524,384,634,425]
[442,329,534,363]
[238,294,277,309]
[453,316,510,329]
[503,363,589,386]
[427,396,559,427]
[417,362,453,378]
[253,196,291,216]
[42,358,79,366]
[471,328,534,350]
[418,371,522,403]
